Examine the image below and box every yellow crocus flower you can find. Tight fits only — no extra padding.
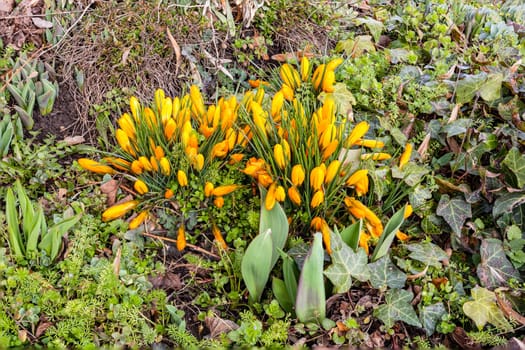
[300,56,310,82]
[265,183,277,210]
[321,70,335,93]
[291,164,305,186]
[281,84,294,101]
[129,211,148,229]
[78,158,116,175]
[131,160,143,174]
[116,129,134,156]
[346,169,368,187]
[154,146,165,160]
[138,156,153,171]
[404,204,413,219]
[325,160,341,184]
[274,144,286,169]
[103,157,130,172]
[129,96,141,121]
[189,85,205,117]
[134,180,149,195]
[204,182,214,197]
[212,225,228,249]
[164,189,174,199]
[279,63,301,89]
[177,170,188,187]
[154,89,165,113]
[177,225,186,251]
[310,166,325,191]
[346,121,369,147]
[287,186,301,205]
[275,185,286,202]
[214,196,224,208]
[399,143,413,169]
[150,156,159,172]
[164,118,177,140]
[159,157,170,176]
[258,173,274,188]
[102,200,138,222]
[310,190,324,208]
[117,113,136,139]
[194,153,204,171]
[212,184,239,197]
[271,91,284,118]
[161,97,173,124]
[361,153,392,161]
[322,140,339,161]
[355,139,385,148]
[326,57,344,71]
[312,64,326,91]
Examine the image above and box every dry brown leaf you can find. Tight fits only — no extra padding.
[149,272,183,291]
[35,318,53,338]
[100,179,119,206]
[496,290,525,326]
[205,315,239,339]
[166,27,181,76]
[112,246,121,276]
[62,135,85,145]
[0,0,15,12]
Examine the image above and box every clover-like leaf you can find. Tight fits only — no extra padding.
[463,286,512,331]
[503,147,525,189]
[406,242,448,268]
[374,289,421,329]
[477,239,521,288]
[419,302,446,336]
[324,231,370,293]
[436,194,471,235]
[368,256,406,289]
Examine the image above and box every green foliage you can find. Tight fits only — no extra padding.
[4,180,81,266]
[462,287,513,331]
[374,289,422,330]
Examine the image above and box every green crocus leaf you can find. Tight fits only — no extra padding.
[296,233,325,323]
[241,228,274,303]
[259,187,288,269]
[463,286,512,331]
[374,289,421,329]
[436,194,471,235]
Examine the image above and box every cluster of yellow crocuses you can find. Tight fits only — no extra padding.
[79,57,415,255]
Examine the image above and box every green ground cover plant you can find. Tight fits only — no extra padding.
[1,0,524,348]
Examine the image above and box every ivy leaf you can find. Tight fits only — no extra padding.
[355,17,384,43]
[335,35,376,58]
[392,162,430,187]
[419,302,446,336]
[502,147,525,189]
[406,242,448,268]
[409,185,432,209]
[477,238,521,288]
[324,231,370,293]
[462,286,513,331]
[368,256,406,289]
[478,73,503,102]
[374,289,422,329]
[436,195,472,235]
[455,73,486,104]
[493,192,525,217]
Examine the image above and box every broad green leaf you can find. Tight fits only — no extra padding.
[392,162,430,187]
[241,229,274,302]
[388,48,411,64]
[406,242,448,268]
[368,256,406,289]
[324,231,370,293]
[5,188,24,258]
[455,73,486,104]
[503,147,525,189]
[259,187,288,269]
[40,213,81,261]
[409,185,432,209]
[493,192,525,217]
[463,286,512,331]
[15,180,34,236]
[478,73,503,102]
[442,119,471,138]
[476,239,521,288]
[436,195,471,235]
[296,233,325,323]
[371,206,406,262]
[419,302,446,336]
[272,277,293,313]
[335,35,376,58]
[339,220,362,251]
[25,205,44,256]
[374,289,421,329]
[355,17,384,43]
[282,253,298,306]
[318,83,356,116]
